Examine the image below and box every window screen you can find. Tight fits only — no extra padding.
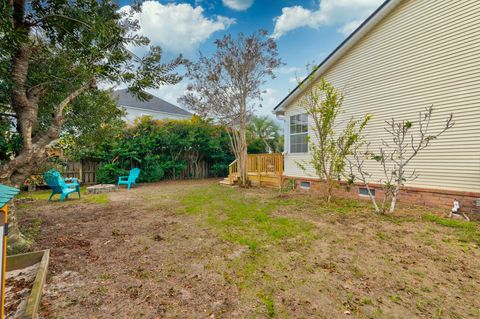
[290,114,308,153]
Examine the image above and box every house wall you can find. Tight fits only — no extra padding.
[282,0,480,198]
[121,106,191,123]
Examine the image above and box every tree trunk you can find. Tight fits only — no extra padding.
[262,138,272,154]
[1,81,93,253]
[389,188,399,213]
[325,178,333,203]
[237,132,248,186]
[6,201,31,254]
[238,111,248,187]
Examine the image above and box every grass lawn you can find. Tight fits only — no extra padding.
[15,179,480,318]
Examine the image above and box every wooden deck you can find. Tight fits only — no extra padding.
[220,153,283,188]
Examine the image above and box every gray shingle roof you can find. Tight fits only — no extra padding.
[112,89,191,116]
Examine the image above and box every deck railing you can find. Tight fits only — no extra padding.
[227,153,283,187]
[247,153,283,175]
[228,159,238,184]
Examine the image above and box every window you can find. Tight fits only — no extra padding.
[359,187,375,197]
[290,114,308,153]
[300,181,311,189]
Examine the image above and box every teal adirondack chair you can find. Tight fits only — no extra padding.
[118,168,140,189]
[43,169,81,202]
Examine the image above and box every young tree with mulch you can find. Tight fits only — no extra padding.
[179,30,282,186]
[0,0,183,251]
[297,77,370,202]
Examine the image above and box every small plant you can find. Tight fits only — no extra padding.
[280,178,295,192]
[24,175,44,192]
[258,293,275,318]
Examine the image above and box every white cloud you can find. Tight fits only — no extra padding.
[276,66,302,75]
[337,20,364,35]
[288,76,301,84]
[121,1,235,54]
[272,0,383,39]
[150,81,189,108]
[257,87,280,116]
[222,0,253,11]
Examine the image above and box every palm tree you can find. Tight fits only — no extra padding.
[248,115,281,153]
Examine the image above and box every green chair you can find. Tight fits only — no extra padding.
[43,169,81,202]
[118,168,140,190]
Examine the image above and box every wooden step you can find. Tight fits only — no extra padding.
[219,178,233,185]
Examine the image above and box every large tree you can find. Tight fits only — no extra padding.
[179,30,281,186]
[0,0,183,250]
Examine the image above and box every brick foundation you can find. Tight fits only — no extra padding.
[286,176,480,220]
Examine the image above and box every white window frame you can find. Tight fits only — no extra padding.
[289,113,308,154]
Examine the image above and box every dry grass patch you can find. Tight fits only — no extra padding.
[13,180,480,318]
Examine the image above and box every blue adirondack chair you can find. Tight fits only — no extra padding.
[43,169,81,202]
[118,168,140,189]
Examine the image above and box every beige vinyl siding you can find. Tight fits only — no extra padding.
[283,0,480,193]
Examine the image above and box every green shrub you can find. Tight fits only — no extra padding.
[138,162,164,183]
[210,163,228,177]
[96,163,128,184]
[73,118,235,182]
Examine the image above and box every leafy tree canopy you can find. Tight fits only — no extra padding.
[1,0,184,251]
[247,115,283,154]
[0,0,183,184]
[179,30,282,186]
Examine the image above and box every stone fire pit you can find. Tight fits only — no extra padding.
[87,184,116,194]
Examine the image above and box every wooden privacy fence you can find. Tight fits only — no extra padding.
[179,161,211,179]
[64,160,213,184]
[62,160,99,184]
[32,158,216,187]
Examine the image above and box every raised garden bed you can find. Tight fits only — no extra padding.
[5,250,50,319]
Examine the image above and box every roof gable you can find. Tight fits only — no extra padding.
[112,89,191,116]
[274,0,401,114]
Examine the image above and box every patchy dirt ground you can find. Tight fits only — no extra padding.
[15,179,480,318]
[6,263,38,318]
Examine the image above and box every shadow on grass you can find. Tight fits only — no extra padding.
[17,187,109,205]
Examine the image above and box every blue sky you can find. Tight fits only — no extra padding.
[119,0,384,116]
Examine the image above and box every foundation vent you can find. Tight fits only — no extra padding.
[299,181,311,190]
[475,199,480,207]
[359,187,375,197]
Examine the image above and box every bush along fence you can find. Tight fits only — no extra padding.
[95,158,217,185]
[27,157,220,189]
[58,117,235,185]
[24,118,234,188]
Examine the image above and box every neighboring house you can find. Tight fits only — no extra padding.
[112,89,191,123]
[274,0,480,213]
